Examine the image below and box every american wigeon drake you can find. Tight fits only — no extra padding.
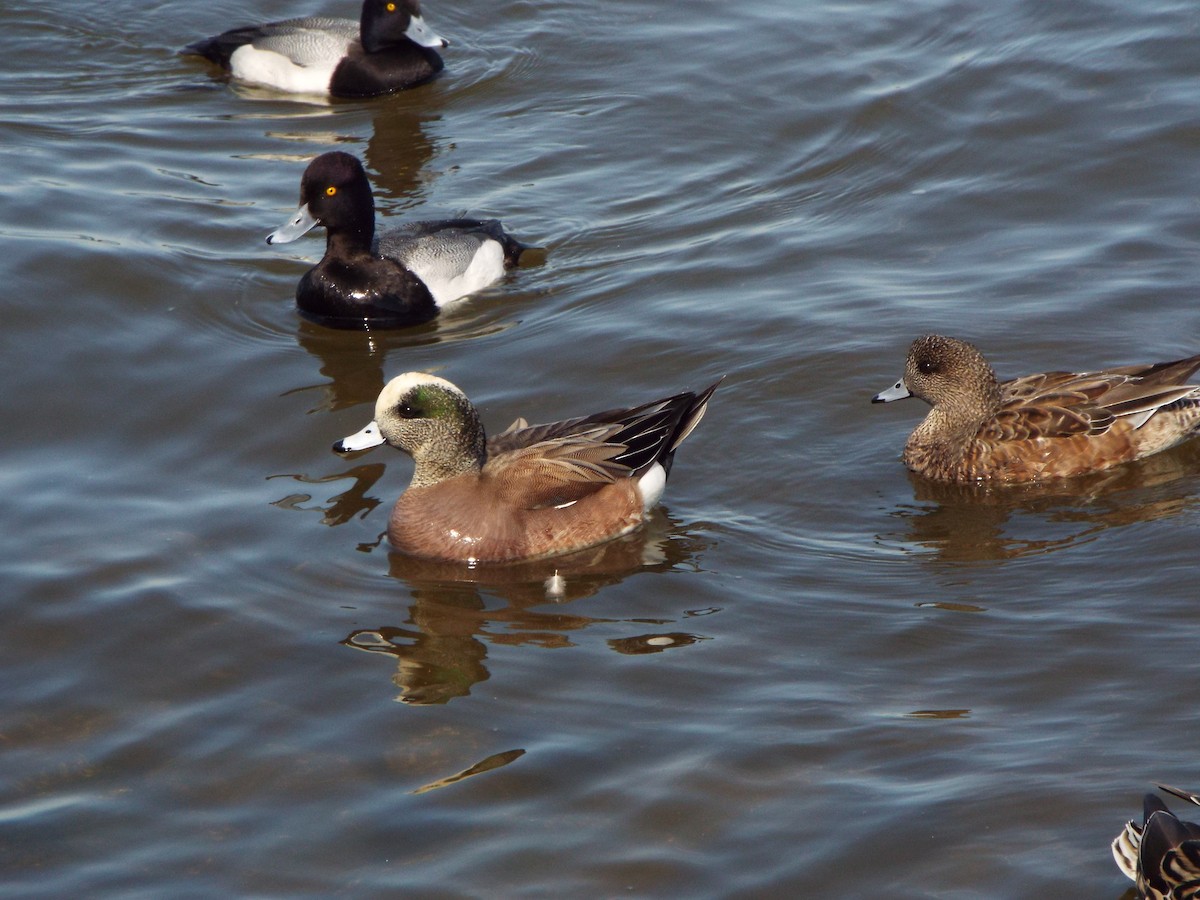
[333,374,721,563]
[871,334,1200,484]
[267,152,527,330]
[1112,784,1200,900]
[185,0,446,98]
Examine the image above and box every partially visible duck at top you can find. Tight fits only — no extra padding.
[185,0,447,99]
[872,334,1200,484]
[266,151,527,330]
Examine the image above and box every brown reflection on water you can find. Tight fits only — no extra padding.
[360,99,439,203]
[882,442,1200,563]
[291,314,519,413]
[906,709,971,720]
[340,517,713,704]
[607,632,708,655]
[409,748,526,795]
[271,463,386,527]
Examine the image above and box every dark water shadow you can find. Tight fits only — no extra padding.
[879,441,1200,564]
[339,514,715,705]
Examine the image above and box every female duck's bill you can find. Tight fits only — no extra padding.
[330,373,721,563]
[871,379,911,403]
[265,151,529,330]
[184,0,448,99]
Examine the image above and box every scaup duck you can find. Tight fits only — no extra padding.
[185,0,447,98]
[267,151,526,330]
[333,374,721,563]
[872,334,1200,483]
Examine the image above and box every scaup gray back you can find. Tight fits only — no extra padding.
[266,152,528,330]
[185,0,447,98]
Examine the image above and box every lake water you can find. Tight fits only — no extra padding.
[3,0,1199,896]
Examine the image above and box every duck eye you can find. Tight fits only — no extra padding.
[325,186,337,196]
[397,402,421,419]
[386,2,396,11]
[917,360,937,375]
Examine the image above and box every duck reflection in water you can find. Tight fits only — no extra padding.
[880,438,1200,564]
[339,515,713,705]
[291,309,519,414]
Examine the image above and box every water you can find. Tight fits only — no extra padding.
[3,0,1200,895]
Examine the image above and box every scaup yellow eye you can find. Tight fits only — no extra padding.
[325,186,337,196]
[386,2,396,11]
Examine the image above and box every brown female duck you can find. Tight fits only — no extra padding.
[872,335,1200,483]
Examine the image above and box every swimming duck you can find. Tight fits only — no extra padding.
[333,374,721,562]
[267,151,526,330]
[185,0,446,98]
[872,334,1200,483]
[1112,784,1200,900]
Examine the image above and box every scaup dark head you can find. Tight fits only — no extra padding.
[361,0,448,54]
[267,151,375,248]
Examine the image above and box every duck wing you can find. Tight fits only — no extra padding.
[483,431,628,509]
[487,380,720,474]
[248,18,358,66]
[986,363,1200,440]
[189,18,357,67]
[377,219,521,281]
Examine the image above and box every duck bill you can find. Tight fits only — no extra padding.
[334,421,386,453]
[266,203,319,245]
[872,379,912,403]
[406,15,448,48]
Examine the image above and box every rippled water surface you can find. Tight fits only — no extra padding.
[4,0,1200,896]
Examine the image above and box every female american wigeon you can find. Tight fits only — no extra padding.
[872,334,1200,483]
[267,152,527,330]
[1112,784,1200,900]
[185,0,447,98]
[333,374,721,563]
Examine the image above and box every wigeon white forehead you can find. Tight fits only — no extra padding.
[376,372,466,417]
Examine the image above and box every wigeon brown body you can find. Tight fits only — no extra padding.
[1112,784,1200,900]
[872,335,1200,484]
[335,374,720,563]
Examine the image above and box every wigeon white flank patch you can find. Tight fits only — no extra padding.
[636,462,668,512]
[228,45,337,95]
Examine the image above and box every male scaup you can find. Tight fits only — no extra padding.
[333,374,721,563]
[872,334,1200,483]
[267,151,526,330]
[185,0,447,98]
